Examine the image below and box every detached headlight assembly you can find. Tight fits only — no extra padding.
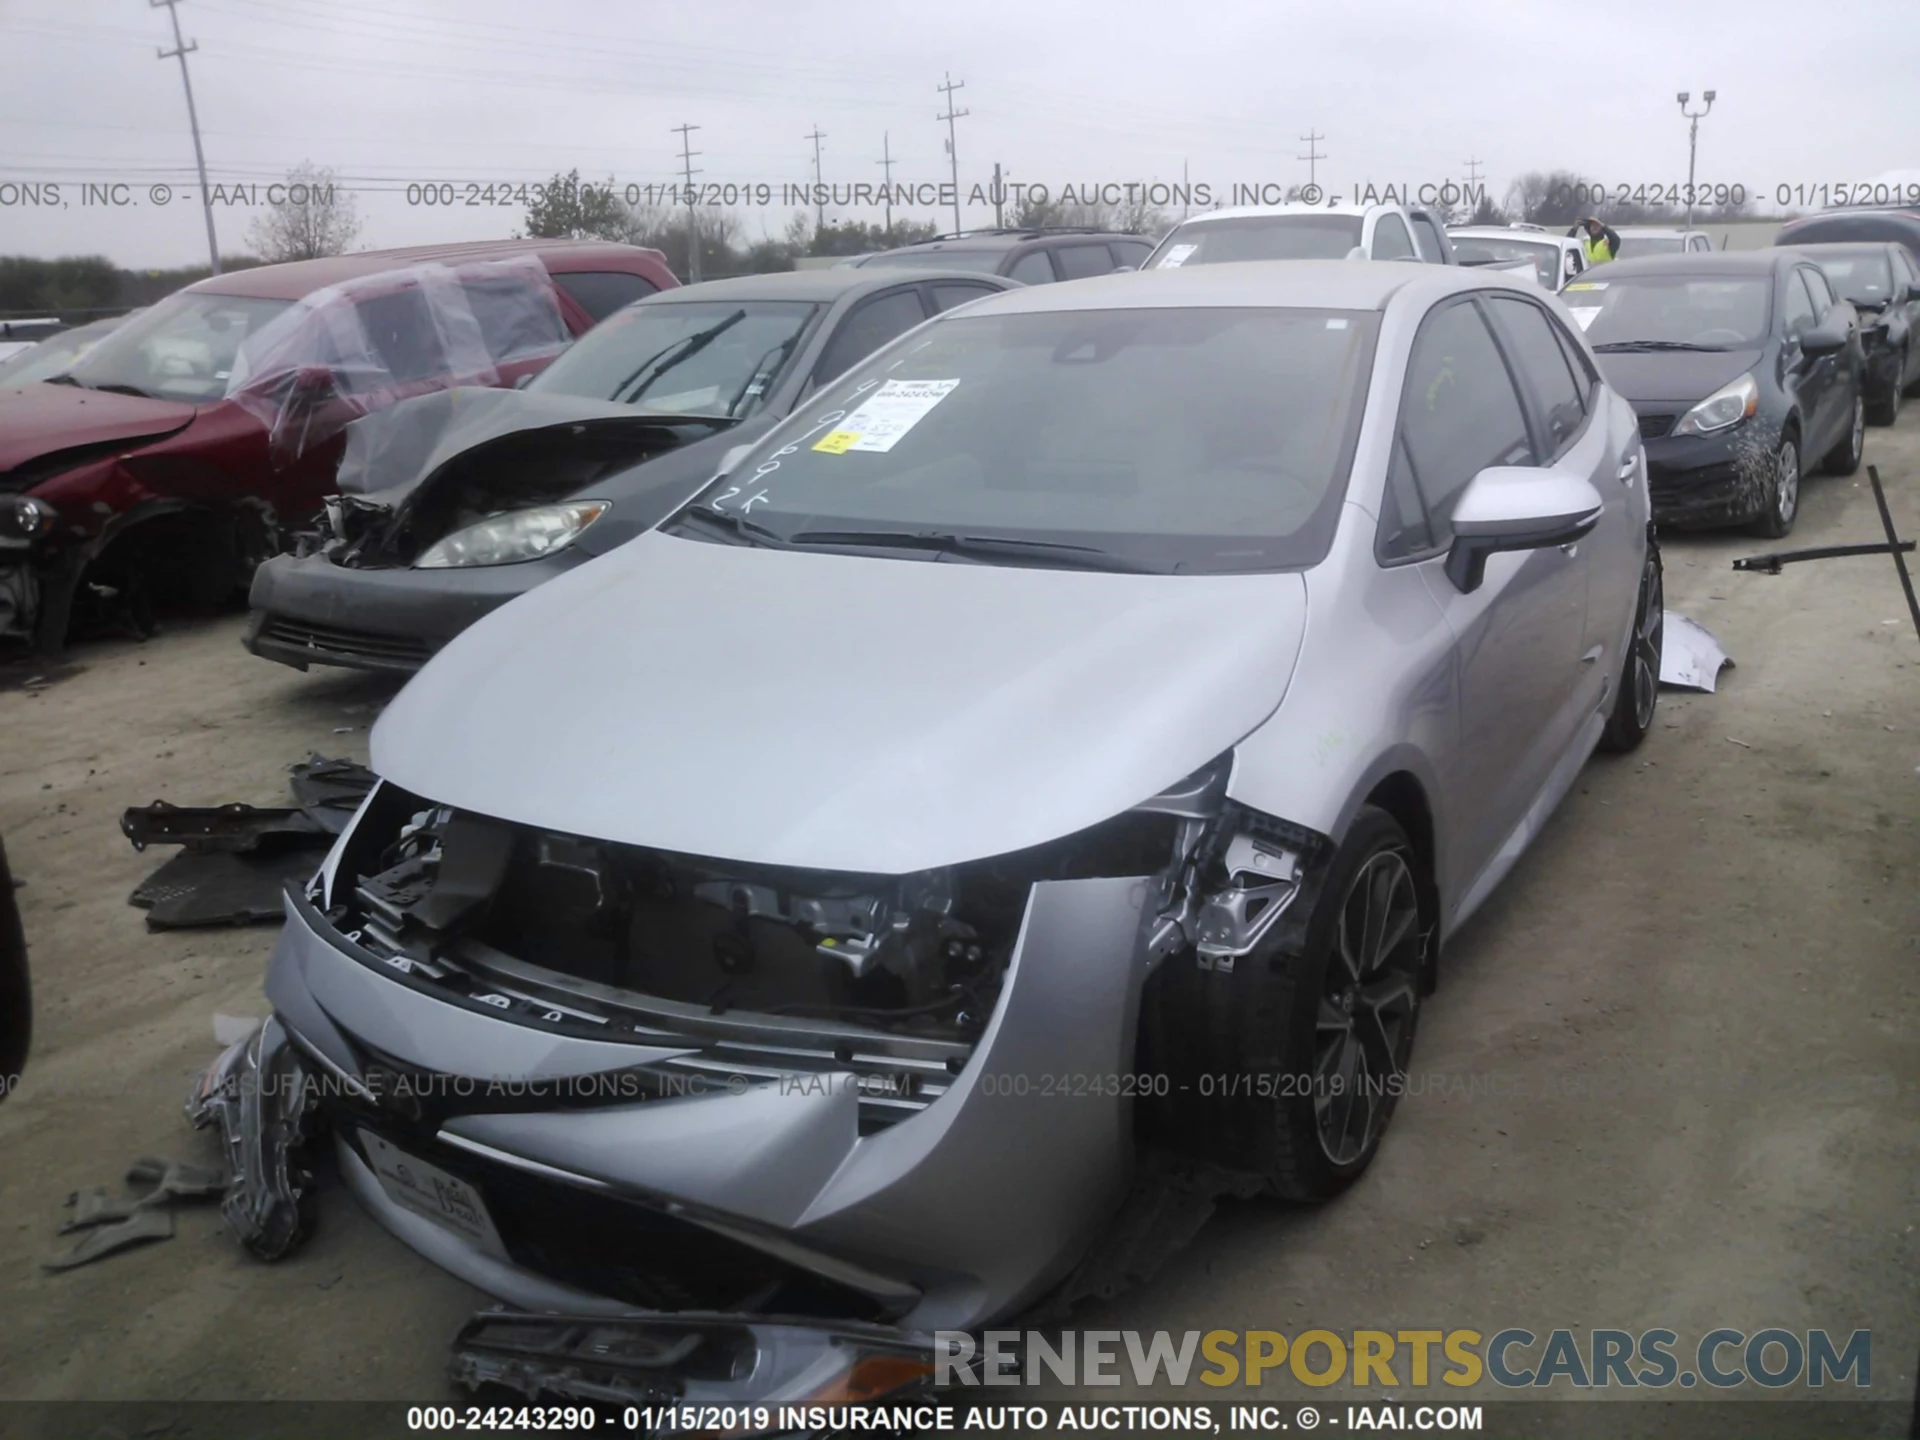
[1672,372,1759,437]
[414,501,608,569]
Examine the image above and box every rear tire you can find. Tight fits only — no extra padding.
[1144,807,1426,1201]
[1751,436,1799,539]
[1822,394,1865,475]
[1599,540,1662,754]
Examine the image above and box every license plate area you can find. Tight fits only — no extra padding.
[361,1129,510,1260]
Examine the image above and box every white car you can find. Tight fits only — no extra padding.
[1145,202,1443,267]
[1449,225,1590,291]
[1614,226,1717,257]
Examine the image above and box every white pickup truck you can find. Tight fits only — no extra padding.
[1145,202,1539,280]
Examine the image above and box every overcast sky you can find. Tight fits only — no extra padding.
[5,0,1919,268]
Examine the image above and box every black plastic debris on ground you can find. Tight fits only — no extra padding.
[121,755,377,929]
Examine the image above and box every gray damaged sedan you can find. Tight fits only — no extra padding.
[230,260,1662,1404]
[244,267,1019,673]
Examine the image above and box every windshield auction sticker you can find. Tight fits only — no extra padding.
[1156,243,1199,268]
[813,378,960,453]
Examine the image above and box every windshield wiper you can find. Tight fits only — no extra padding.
[611,311,747,405]
[1591,340,1736,353]
[722,331,804,418]
[41,373,82,387]
[788,528,1168,573]
[668,503,794,548]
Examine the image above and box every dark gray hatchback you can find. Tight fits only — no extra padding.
[246,267,1018,673]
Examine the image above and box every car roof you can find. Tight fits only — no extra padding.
[643,268,1017,303]
[871,230,1141,256]
[1614,226,1705,237]
[1175,203,1375,224]
[1779,240,1902,256]
[937,259,1515,317]
[1582,252,1789,278]
[1449,226,1564,240]
[1777,210,1920,236]
[188,238,669,300]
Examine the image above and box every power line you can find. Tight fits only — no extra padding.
[936,71,967,235]
[151,0,221,273]
[1298,130,1326,192]
[672,122,701,283]
[877,132,896,243]
[1464,156,1484,187]
[806,124,827,234]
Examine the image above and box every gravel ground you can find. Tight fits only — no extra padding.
[0,413,1915,1422]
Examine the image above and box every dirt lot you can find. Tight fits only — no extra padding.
[0,415,1916,1417]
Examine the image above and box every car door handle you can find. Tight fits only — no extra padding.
[1617,454,1638,487]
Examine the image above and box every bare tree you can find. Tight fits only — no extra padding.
[1006,192,1168,236]
[247,162,360,261]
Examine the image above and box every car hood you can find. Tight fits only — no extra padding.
[335,385,736,506]
[0,382,196,476]
[372,530,1308,873]
[1591,348,1763,406]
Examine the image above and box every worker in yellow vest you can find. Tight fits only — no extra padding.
[1567,216,1622,265]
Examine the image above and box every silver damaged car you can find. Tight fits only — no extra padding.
[251,260,1662,1402]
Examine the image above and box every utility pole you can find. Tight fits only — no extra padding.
[877,133,896,244]
[1677,91,1715,232]
[1298,130,1326,194]
[672,123,702,282]
[806,124,827,236]
[1463,156,1484,186]
[991,162,1003,228]
[936,72,967,236]
[151,0,219,274]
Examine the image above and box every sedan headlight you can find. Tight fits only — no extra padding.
[1672,373,1759,437]
[414,501,608,569]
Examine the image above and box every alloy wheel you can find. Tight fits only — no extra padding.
[1776,440,1799,523]
[1313,849,1421,1166]
[1849,396,1865,461]
[1632,557,1664,730]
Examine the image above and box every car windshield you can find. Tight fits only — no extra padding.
[1810,252,1894,306]
[685,305,1378,573]
[529,299,820,418]
[1453,237,1557,286]
[1563,274,1772,349]
[1622,236,1686,255]
[1150,215,1365,267]
[858,250,1007,274]
[0,317,128,386]
[63,291,292,402]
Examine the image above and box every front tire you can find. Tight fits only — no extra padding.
[1599,540,1663,753]
[1146,808,1426,1201]
[1752,435,1799,539]
[1823,394,1865,475]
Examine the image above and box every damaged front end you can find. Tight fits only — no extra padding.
[185,1013,318,1259]
[246,752,1325,1402]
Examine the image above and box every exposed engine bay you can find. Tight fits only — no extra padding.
[323,420,705,567]
[316,761,1325,1126]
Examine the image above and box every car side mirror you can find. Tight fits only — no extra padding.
[1906,281,1920,302]
[512,373,533,390]
[1345,246,1369,261]
[1798,322,1847,357]
[1444,467,1605,594]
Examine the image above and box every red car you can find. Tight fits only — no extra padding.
[0,238,677,647]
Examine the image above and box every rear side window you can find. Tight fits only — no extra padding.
[1008,251,1056,284]
[1802,266,1837,312]
[554,271,661,323]
[1487,296,1587,460]
[928,282,1001,313]
[1055,244,1116,280]
[814,288,929,383]
[1372,215,1417,261]
[1397,300,1535,545]
[1408,215,1445,262]
[460,276,573,361]
[353,287,445,385]
[1113,239,1153,268]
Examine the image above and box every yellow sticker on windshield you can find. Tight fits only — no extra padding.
[812,430,860,454]
[1563,281,1607,291]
